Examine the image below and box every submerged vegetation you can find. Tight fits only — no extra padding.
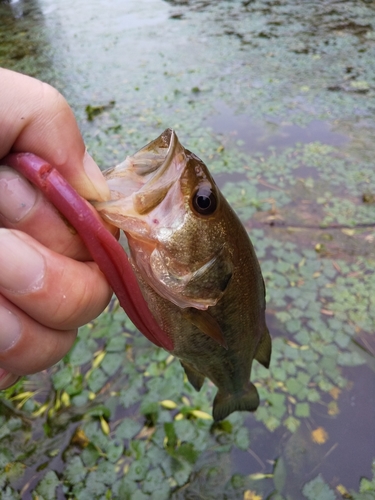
[1,0,375,498]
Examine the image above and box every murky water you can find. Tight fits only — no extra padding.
[1,0,375,499]
[206,103,349,153]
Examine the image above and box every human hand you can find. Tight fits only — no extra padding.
[0,68,114,389]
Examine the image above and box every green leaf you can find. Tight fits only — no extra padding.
[283,416,300,433]
[0,486,21,500]
[106,336,127,352]
[142,467,165,494]
[295,403,310,418]
[96,461,117,485]
[107,442,124,463]
[101,353,124,376]
[115,419,143,440]
[85,404,111,419]
[0,450,12,468]
[175,443,199,464]
[171,457,193,486]
[302,474,336,500]
[5,462,24,483]
[145,444,168,469]
[81,445,101,467]
[140,401,160,415]
[127,457,151,481]
[69,338,96,366]
[164,422,178,449]
[286,378,303,395]
[131,490,149,500]
[119,381,143,408]
[52,365,73,390]
[234,427,250,451]
[337,351,366,367]
[114,477,137,499]
[7,418,22,432]
[87,368,107,393]
[64,456,87,485]
[268,493,287,500]
[84,469,108,496]
[273,456,287,492]
[173,420,198,443]
[35,470,60,500]
[72,390,90,407]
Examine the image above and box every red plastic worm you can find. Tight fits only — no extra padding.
[2,152,173,351]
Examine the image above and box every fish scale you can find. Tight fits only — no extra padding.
[96,129,271,421]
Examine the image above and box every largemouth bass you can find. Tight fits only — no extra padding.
[95,129,271,421]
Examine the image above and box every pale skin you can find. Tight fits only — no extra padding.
[0,68,115,389]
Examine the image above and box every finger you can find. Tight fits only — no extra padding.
[0,165,91,260]
[0,166,117,260]
[0,68,109,202]
[0,229,113,330]
[0,296,77,376]
[0,368,20,390]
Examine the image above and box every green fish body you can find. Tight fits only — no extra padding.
[95,129,271,421]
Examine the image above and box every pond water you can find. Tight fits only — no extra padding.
[205,103,349,154]
[1,0,375,499]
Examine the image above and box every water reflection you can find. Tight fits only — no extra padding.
[206,102,349,154]
[232,364,375,497]
[8,0,24,19]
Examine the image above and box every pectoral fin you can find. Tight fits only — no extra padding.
[254,327,272,369]
[180,361,205,392]
[182,308,228,349]
[148,244,233,310]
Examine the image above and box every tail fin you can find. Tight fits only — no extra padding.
[212,382,260,422]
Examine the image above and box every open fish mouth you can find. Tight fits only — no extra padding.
[94,129,186,219]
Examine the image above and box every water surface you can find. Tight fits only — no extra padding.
[1,1,375,499]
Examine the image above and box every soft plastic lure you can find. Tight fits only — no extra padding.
[2,152,173,351]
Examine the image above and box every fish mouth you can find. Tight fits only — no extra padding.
[132,129,186,215]
[94,129,187,230]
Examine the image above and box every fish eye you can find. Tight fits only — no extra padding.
[192,186,218,216]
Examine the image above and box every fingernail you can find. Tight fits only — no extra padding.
[0,166,37,222]
[0,230,45,294]
[0,306,21,351]
[0,369,20,390]
[83,151,110,202]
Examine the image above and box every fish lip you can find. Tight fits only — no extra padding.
[132,129,187,215]
[137,129,178,183]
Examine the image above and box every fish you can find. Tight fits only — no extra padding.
[95,129,271,421]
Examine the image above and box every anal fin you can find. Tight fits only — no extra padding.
[180,361,205,392]
[254,327,272,369]
[213,382,260,422]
